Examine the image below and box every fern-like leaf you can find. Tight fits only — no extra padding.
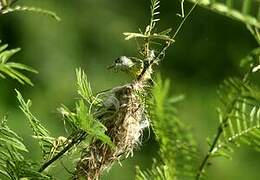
[136,159,173,180]
[240,47,260,73]
[76,68,102,106]
[58,100,114,148]
[1,5,60,21]
[146,0,161,35]
[123,0,173,59]
[0,116,50,179]
[123,32,174,42]
[59,68,115,147]
[212,78,260,157]
[16,90,54,158]
[187,0,260,28]
[197,77,260,179]
[136,75,198,180]
[0,41,37,86]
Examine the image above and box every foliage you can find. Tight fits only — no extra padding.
[58,69,114,147]
[0,41,37,86]
[0,0,60,21]
[213,78,260,156]
[0,0,260,179]
[16,91,54,158]
[123,0,174,59]
[136,76,198,180]
[187,0,260,45]
[184,1,260,179]
[0,116,51,179]
[187,0,260,28]
[39,68,114,175]
[0,0,60,85]
[134,1,260,180]
[195,76,260,178]
[0,68,115,178]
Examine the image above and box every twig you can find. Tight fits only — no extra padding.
[137,1,199,81]
[195,127,222,179]
[196,70,253,180]
[39,132,87,173]
[195,98,237,180]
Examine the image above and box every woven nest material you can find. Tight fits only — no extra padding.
[74,81,149,179]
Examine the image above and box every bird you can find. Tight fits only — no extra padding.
[107,56,144,77]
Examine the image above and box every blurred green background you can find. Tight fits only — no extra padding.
[0,0,259,179]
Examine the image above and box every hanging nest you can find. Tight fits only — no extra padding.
[74,81,150,179]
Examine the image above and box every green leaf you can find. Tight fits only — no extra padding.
[123,32,147,40]
[187,0,260,28]
[16,90,54,157]
[137,75,198,179]
[76,68,101,106]
[1,6,61,21]
[0,42,37,86]
[0,47,20,63]
[6,62,38,73]
[158,28,172,35]
[0,116,45,179]
[212,78,260,159]
[240,47,260,71]
[59,99,114,148]
[0,117,28,153]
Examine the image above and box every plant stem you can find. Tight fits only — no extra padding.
[195,95,239,180]
[137,1,199,81]
[195,126,223,180]
[39,132,87,173]
[196,68,254,179]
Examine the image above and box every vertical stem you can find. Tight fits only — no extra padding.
[196,102,236,180]
[195,127,223,180]
[196,71,253,179]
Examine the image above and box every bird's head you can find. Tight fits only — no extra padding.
[107,56,135,71]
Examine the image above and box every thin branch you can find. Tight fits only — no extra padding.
[172,0,199,39]
[39,132,87,173]
[195,98,237,180]
[137,1,198,82]
[196,70,254,180]
[195,127,223,179]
